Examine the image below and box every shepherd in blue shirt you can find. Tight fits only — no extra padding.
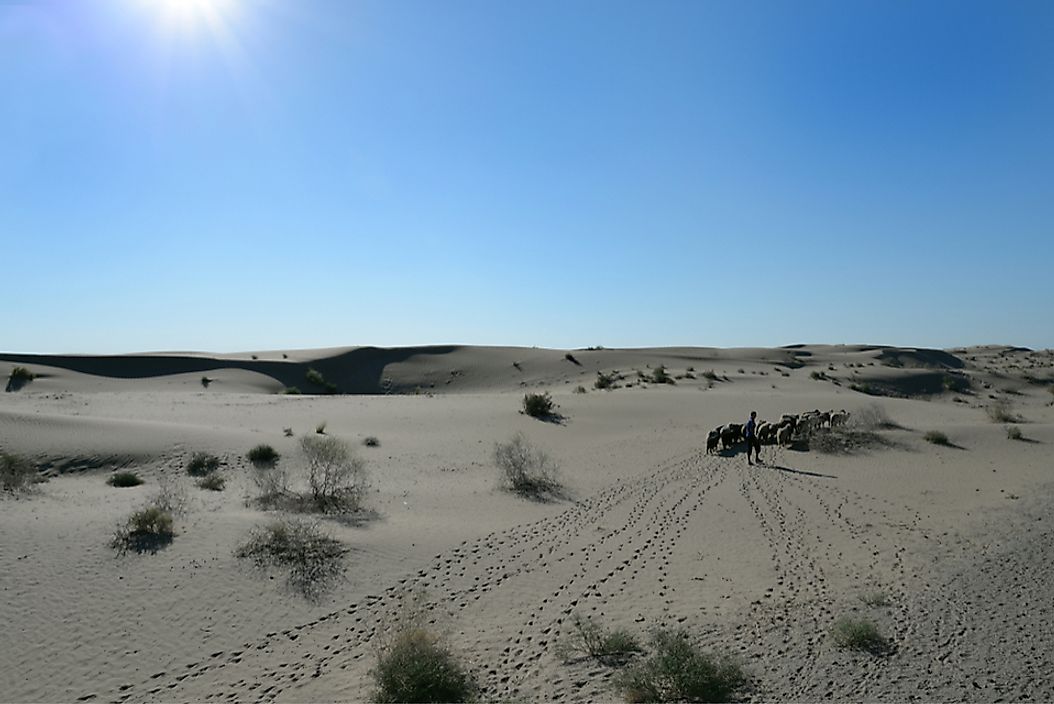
[745,410,762,465]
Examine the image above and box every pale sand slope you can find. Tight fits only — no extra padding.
[1,345,1052,702]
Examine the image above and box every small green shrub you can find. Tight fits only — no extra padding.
[924,430,951,446]
[1006,425,1023,441]
[522,392,555,419]
[363,436,381,447]
[107,471,144,488]
[280,386,302,395]
[112,505,174,554]
[1,452,41,492]
[557,613,642,664]
[616,629,749,703]
[372,629,476,703]
[186,452,221,476]
[235,518,348,598]
[197,473,226,491]
[248,444,280,465]
[830,616,890,654]
[494,433,561,499]
[305,368,326,386]
[9,366,35,382]
[595,372,615,390]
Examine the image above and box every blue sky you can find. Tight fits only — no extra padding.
[2,0,1052,353]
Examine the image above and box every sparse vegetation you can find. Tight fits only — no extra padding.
[494,433,561,500]
[186,452,221,477]
[200,376,212,388]
[1006,425,1024,441]
[616,629,750,703]
[6,366,36,391]
[316,421,328,434]
[595,371,616,390]
[197,473,226,491]
[651,366,673,384]
[854,403,899,431]
[924,430,951,446]
[573,385,587,394]
[986,400,1019,423]
[810,370,827,380]
[280,386,302,395]
[107,471,144,488]
[248,444,280,465]
[702,369,719,381]
[830,616,890,655]
[306,368,338,394]
[372,628,476,703]
[235,518,348,599]
[860,591,891,607]
[300,435,369,513]
[1,452,41,492]
[111,505,174,554]
[363,436,381,447]
[522,392,556,419]
[564,352,581,365]
[557,613,642,665]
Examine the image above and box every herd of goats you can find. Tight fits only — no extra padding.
[706,408,850,454]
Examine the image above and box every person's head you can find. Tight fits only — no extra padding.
[750,411,757,419]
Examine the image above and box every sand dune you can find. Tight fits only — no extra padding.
[2,344,1052,701]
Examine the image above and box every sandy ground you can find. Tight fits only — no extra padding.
[1,344,1052,702]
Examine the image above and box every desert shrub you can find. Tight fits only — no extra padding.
[809,427,887,454]
[363,436,381,447]
[235,518,348,598]
[197,473,226,491]
[186,452,220,477]
[112,505,174,554]
[316,421,328,434]
[281,386,302,395]
[564,352,580,365]
[853,403,898,430]
[860,591,891,607]
[830,616,890,654]
[557,613,641,665]
[522,392,555,419]
[300,435,369,512]
[1006,425,1024,441]
[248,444,280,465]
[305,367,326,386]
[573,385,587,394]
[107,471,144,488]
[616,629,750,703]
[284,427,295,437]
[372,629,476,703]
[9,366,35,383]
[200,376,212,388]
[986,400,1018,423]
[152,475,189,515]
[924,430,950,446]
[595,372,615,390]
[252,463,291,504]
[1,452,41,492]
[494,433,560,499]
[810,370,827,380]
[652,366,673,384]
[702,369,719,381]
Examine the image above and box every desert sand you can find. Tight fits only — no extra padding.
[2,344,1053,702]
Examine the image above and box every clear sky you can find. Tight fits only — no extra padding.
[2,0,1052,353]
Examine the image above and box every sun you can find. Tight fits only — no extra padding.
[142,0,238,32]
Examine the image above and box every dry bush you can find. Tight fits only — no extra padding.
[252,463,292,505]
[197,473,226,491]
[235,518,348,599]
[616,629,750,703]
[853,403,899,430]
[924,430,951,446]
[522,392,555,418]
[987,400,1019,423]
[300,435,369,512]
[1,452,43,493]
[831,616,890,655]
[107,471,144,488]
[186,452,220,477]
[557,613,641,665]
[363,436,380,447]
[152,474,188,515]
[1006,425,1024,441]
[494,433,561,500]
[372,629,476,703]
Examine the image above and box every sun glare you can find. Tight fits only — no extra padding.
[142,0,238,33]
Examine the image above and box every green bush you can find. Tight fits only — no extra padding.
[6,366,36,391]
[1,452,41,492]
[107,471,144,488]
[280,386,302,395]
[186,452,221,476]
[112,505,174,554]
[522,392,555,419]
[306,368,338,394]
[248,444,280,465]
[236,518,348,598]
[372,629,476,703]
[197,473,226,491]
[494,433,561,500]
[830,616,890,654]
[616,629,749,703]
[924,430,951,446]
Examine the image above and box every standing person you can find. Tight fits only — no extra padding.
[745,411,762,465]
